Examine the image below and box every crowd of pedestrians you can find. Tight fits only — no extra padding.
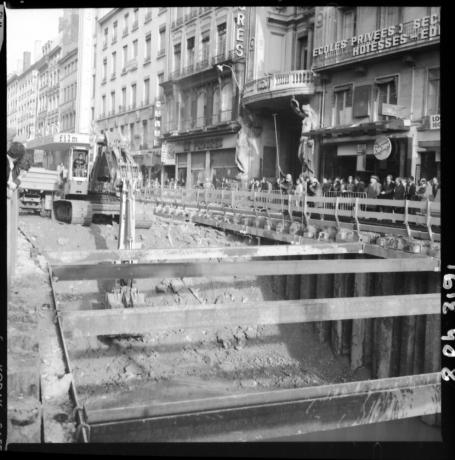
[145,172,440,203]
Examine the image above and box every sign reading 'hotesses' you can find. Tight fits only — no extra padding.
[313,13,439,59]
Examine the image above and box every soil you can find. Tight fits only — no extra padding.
[16,213,362,439]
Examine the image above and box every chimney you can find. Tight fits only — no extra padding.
[23,51,31,70]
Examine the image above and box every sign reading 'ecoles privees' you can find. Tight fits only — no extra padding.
[235,7,246,57]
[313,13,439,59]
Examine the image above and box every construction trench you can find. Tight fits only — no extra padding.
[7,189,441,443]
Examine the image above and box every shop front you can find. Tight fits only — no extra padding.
[167,133,238,188]
[417,114,440,182]
[311,121,412,182]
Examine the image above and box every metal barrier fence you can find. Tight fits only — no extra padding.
[323,191,367,211]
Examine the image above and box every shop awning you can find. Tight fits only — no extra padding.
[308,119,410,139]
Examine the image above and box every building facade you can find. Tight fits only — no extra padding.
[242,6,316,181]
[92,7,168,180]
[310,6,440,182]
[160,6,247,187]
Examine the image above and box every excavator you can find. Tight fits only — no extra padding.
[52,131,153,227]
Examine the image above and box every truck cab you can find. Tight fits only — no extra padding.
[66,146,90,196]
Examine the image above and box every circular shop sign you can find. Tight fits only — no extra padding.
[373,136,392,160]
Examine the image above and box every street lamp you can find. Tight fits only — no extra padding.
[216,64,242,92]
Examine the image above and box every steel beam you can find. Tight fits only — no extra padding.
[60,294,439,338]
[52,257,440,281]
[44,242,363,265]
[84,372,440,442]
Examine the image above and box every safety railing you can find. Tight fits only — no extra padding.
[137,187,440,239]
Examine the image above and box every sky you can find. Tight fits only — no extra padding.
[6,7,63,74]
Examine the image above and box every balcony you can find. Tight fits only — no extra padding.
[211,49,241,66]
[118,105,126,113]
[243,70,315,109]
[195,58,210,72]
[312,16,440,71]
[170,69,181,80]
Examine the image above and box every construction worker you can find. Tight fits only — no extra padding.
[73,152,87,177]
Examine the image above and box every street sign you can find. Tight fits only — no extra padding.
[373,136,392,160]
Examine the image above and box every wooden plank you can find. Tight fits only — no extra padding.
[51,257,440,281]
[413,273,429,375]
[45,242,363,265]
[314,255,333,343]
[350,264,371,370]
[61,294,439,338]
[374,273,396,379]
[86,373,440,442]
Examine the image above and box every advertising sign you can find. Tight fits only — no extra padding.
[373,136,392,160]
[381,103,408,118]
[429,114,440,130]
[161,142,176,165]
[313,13,440,60]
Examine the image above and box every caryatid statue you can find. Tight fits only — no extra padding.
[290,96,319,176]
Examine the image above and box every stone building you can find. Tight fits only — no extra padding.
[160,6,247,187]
[310,6,440,182]
[92,7,168,180]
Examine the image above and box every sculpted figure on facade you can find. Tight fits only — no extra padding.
[235,106,260,184]
[290,96,319,176]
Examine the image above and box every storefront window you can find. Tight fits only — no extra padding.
[427,68,440,115]
[333,85,353,125]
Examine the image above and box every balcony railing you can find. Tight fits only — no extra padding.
[243,70,315,99]
[196,58,210,71]
[182,63,194,76]
[312,16,440,70]
[170,69,181,80]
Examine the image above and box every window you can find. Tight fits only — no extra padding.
[212,88,221,124]
[142,120,148,146]
[157,73,164,100]
[103,27,108,47]
[122,87,127,108]
[102,95,106,115]
[129,123,135,144]
[201,31,210,62]
[375,76,398,120]
[112,52,116,75]
[221,83,233,121]
[144,78,150,105]
[297,36,308,70]
[339,8,356,40]
[110,91,115,113]
[427,68,440,115]
[159,27,166,53]
[333,85,353,125]
[131,83,137,108]
[133,40,138,59]
[217,23,227,56]
[174,43,181,72]
[112,21,118,42]
[145,34,152,61]
[377,6,401,28]
[196,91,207,127]
[124,13,129,34]
[102,58,107,80]
[133,8,139,27]
[187,37,195,66]
[122,45,128,68]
